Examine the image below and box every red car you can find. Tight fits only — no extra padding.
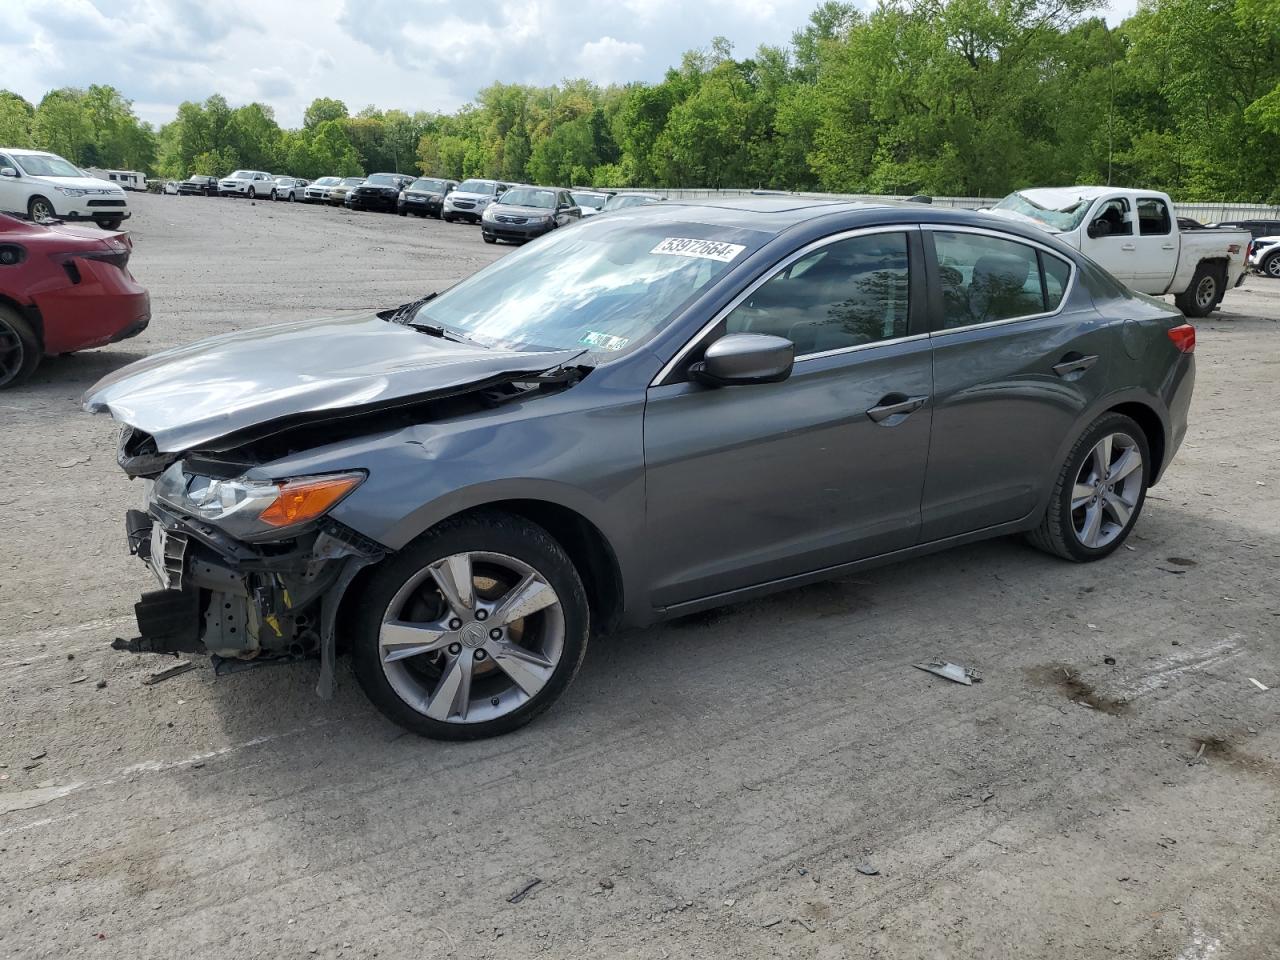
[0,213,150,388]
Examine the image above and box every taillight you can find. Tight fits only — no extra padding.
[51,246,131,283]
[1168,324,1196,353]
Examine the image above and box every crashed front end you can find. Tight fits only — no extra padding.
[116,448,383,693]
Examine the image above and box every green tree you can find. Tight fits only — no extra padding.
[0,91,35,147]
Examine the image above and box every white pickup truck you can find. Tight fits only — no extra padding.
[988,187,1249,317]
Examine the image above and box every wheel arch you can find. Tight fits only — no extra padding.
[1107,400,1166,484]
[336,497,626,651]
[0,293,43,350]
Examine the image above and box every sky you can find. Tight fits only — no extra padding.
[3,0,1142,129]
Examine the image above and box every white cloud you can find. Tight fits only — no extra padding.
[578,37,646,82]
[3,0,1145,128]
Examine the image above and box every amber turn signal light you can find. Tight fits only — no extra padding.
[259,473,364,528]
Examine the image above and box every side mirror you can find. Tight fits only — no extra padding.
[690,333,794,387]
[0,167,17,178]
[1087,218,1112,239]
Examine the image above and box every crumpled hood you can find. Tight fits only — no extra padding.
[83,312,579,453]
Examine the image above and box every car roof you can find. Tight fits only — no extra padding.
[5,148,58,157]
[619,195,1083,248]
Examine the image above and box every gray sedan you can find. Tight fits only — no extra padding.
[480,186,580,243]
[85,198,1195,739]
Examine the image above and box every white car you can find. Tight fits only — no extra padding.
[570,190,612,217]
[442,178,513,223]
[218,170,277,199]
[304,176,340,203]
[273,177,309,202]
[0,148,130,230]
[1248,236,1280,278]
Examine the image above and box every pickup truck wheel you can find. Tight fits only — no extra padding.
[350,511,590,740]
[1262,251,1280,279]
[27,195,54,222]
[1174,264,1222,318]
[0,305,41,389]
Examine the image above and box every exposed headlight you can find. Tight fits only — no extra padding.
[57,187,87,197]
[152,462,365,540]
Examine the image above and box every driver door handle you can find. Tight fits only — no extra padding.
[1053,354,1099,377]
[866,394,929,424]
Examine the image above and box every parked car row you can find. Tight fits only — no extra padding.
[172,166,667,241]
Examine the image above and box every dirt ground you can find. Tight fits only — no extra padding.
[1,193,1277,959]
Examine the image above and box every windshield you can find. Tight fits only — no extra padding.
[499,187,556,209]
[315,177,339,186]
[411,178,448,193]
[993,191,1092,232]
[340,178,364,187]
[366,174,398,185]
[413,216,769,357]
[605,194,655,211]
[228,170,253,179]
[15,153,82,178]
[457,179,497,196]
[573,192,607,209]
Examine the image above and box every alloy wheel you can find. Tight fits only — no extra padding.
[1194,273,1217,310]
[29,198,53,221]
[1266,255,1280,279]
[379,551,565,724]
[1070,432,1143,549]
[0,317,25,386]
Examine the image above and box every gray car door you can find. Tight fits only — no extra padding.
[643,228,934,608]
[920,226,1109,541]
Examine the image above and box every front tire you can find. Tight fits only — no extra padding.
[351,511,590,740]
[247,186,256,199]
[27,195,54,221]
[482,232,497,244]
[0,305,41,389]
[95,217,124,231]
[1027,412,1150,562]
[1175,263,1223,317]
[1262,251,1280,280]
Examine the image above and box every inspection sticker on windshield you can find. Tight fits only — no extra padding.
[650,237,746,263]
[580,331,630,351]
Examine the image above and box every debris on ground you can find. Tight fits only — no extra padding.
[96,680,107,689]
[70,675,88,684]
[56,457,90,469]
[508,878,542,904]
[1104,656,1116,665]
[796,917,816,933]
[143,661,197,685]
[914,660,980,685]
[856,863,880,876]
[1190,742,1206,764]
[1249,678,1268,691]
[30,749,47,761]
[761,918,782,928]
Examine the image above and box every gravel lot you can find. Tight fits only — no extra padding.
[2,192,1278,959]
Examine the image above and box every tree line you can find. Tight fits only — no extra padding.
[2,0,1278,203]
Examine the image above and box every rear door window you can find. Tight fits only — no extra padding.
[931,231,1068,329]
[1137,198,1171,235]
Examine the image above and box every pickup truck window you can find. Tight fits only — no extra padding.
[1095,199,1132,237]
[1138,198,1171,236]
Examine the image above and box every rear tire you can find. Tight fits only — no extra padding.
[95,217,124,231]
[350,511,590,740]
[1027,412,1150,562]
[1175,263,1223,317]
[0,305,41,389]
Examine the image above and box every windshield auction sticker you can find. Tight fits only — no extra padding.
[650,237,746,262]
[580,331,631,351]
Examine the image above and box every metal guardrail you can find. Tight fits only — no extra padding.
[627,188,1280,222]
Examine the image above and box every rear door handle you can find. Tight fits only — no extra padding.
[866,394,929,424]
[1120,242,1136,251]
[1052,354,1099,377]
